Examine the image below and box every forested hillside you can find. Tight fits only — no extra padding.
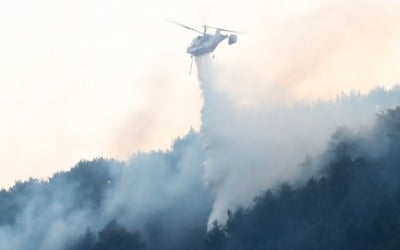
[2,107,400,250]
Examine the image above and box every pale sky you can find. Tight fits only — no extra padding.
[1,0,400,188]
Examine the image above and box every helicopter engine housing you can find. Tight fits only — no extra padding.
[228,34,237,45]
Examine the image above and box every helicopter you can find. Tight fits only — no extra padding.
[169,20,241,57]
[169,20,242,73]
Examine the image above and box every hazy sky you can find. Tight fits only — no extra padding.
[1,0,400,188]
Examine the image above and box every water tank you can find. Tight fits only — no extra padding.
[228,34,237,45]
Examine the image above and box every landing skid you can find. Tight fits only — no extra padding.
[189,56,193,75]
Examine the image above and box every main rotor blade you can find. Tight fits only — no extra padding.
[167,19,203,34]
[204,25,245,34]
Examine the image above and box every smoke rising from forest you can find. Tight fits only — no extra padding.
[0,133,211,250]
[196,56,400,226]
[0,61,399,248]
[1,1,400,249]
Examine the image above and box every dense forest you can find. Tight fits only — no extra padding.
[1,107,400,249]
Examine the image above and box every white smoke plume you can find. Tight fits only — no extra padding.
[1,0,400,248]
[0,58,399,249]
[196,55,400,227]
[0,132,211,250]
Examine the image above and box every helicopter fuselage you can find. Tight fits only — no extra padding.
[187,31,228,57]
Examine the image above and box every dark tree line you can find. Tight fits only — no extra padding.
[0,158,120,227]
[205,107,400,250]
[65,219,145,250]
[3,107,400,250]
[68,108,400,250]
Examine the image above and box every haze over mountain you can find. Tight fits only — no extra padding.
[0,57,399,249]
[2,0,400,188]
[1,1,400,249]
